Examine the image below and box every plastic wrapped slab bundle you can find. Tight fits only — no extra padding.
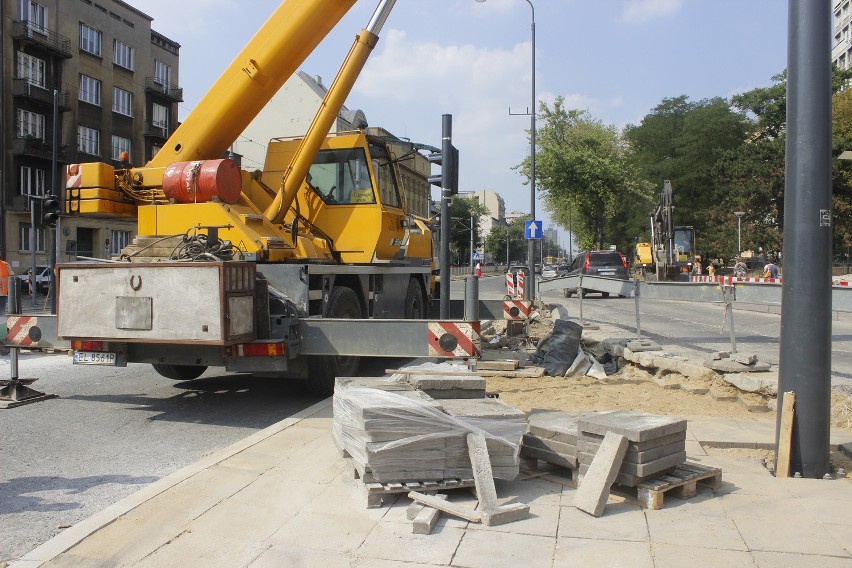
[577,410,687,487]
[333,384,526,483]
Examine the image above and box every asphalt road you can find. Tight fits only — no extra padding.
[476,274,852,388]
[0,355,328,562]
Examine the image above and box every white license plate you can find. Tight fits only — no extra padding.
[73,351,117,365]
[599,270,615,276]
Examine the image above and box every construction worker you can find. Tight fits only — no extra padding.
[0,257,12,315]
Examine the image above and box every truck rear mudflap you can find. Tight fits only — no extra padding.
[57,261,256,345]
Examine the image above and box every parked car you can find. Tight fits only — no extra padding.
[507,262,529,277]
[16,266,52,294]
[562,250,629,298]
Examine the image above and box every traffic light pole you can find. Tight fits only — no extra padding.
[50,89,59,314]
[439,114,452,319]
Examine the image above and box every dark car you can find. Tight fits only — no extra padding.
[507,262,529,277]
[563,250,629,297]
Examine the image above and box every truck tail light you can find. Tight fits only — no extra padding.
[237,342,286,357]
[71,340,106,351]
[620,253,628,269]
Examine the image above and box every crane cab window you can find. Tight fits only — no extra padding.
[368,142,402,209]
[308,148,376,205]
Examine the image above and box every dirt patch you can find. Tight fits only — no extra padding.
[486,363,852,431]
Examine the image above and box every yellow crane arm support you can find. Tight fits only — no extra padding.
[146,0,357,168]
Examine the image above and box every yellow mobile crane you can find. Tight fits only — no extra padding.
[55,0,460,394]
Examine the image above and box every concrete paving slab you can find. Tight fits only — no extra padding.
[651,544,756,568]
[751,551,852,568]
[685,440,707,456]
[573,432,628,516]
[732,515,850,557]
[247,544,353,568]
[353,559,445,568]
[650,490,728,517]
[269,509,378,554]
[357,521,465,566]
[557,502,649,542]
[579,410,686,442]
[453,529,555,568]
[719,493,813,521]
[132,531,269,568]
[824,523,852,556]
[554,538,653,568]
[646,508,748,551]
[493,477,566,507]
[777,477,852,500]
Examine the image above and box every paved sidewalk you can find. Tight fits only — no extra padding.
[9,398,852,568]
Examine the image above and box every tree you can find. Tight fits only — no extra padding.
[625,96,749,258]
[447,196,489,265]
[521,97,652,251]
[484,218,527,265]
[832,86,852,257]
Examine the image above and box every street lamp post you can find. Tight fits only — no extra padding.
[734,211,745,257]
[476,0,536,300]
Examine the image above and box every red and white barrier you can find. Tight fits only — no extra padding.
[516,272,525,298]
[506,273,515,296]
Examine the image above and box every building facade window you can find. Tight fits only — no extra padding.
[19,223,46,253]
[16,51,46,86]
[153,60,170,85]
[19,166,46,196]
[110,230,131,255]
[78,74,101,105]
[78,125,100,156]
[152,102,169,131]
[112,87,132,116]
[80,23,102,56]
[113,40,134,70]
[111,135,131,161]
[16,109,45,139]
[17,1,47,32]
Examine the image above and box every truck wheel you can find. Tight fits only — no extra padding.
[404,278,425,319]
[310,286,361,395]
[152,364,207,381]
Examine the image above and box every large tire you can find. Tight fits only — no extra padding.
[404,278,425,319]
[309,286,361,395]
[563,288,573,298]
[152,363,207,381]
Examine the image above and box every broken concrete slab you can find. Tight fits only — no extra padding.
[579,410,687,443]
[704,358,771,373]
[406,375,487,391]
[721,372,778,396]
[408,491,481,523]
[412,494,447,534]
[573,431,629,517]
[626,338,663,352]
[481,503,530,526]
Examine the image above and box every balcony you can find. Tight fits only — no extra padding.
[144,77,183,102]
[12,79,71,111]
[142,120,174,140]
[11,21,72,59]
[11,136,68,161]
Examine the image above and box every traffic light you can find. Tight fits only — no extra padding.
[426,145,459,194]
[42,194,60,227]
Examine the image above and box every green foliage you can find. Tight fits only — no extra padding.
[484,218,527,264]
[521,97,652,251]
[447,197,489,265]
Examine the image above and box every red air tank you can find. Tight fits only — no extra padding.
[162,158,242,204]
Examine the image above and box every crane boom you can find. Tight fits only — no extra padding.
[147,0,357,167]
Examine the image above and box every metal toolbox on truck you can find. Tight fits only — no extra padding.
[57,261,256,345]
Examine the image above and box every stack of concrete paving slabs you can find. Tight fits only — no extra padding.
[577,410,687,487]
[404,374,487,399]
[519,409,588,470]
[438,398,526,480]
[333,384,525,483]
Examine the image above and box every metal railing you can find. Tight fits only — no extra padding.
[11,21,72,58]
[144,77,183,102]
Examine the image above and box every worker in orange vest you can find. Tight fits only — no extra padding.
[0,257,13,315]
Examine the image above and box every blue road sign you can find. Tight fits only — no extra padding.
[472,252,481,261]
[524,220,542,240]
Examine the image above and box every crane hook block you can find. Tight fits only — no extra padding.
[162,158,242,204]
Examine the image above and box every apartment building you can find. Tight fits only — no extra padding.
[834,0,852,70]
[0,0,180,270]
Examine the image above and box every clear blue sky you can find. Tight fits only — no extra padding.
[141,0,789,243]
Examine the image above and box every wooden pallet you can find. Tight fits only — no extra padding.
[361,478,476,509]
[634,461,722,510]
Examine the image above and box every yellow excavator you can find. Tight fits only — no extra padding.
[55,0,461,394]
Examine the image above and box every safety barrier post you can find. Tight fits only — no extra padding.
[634,279,641,338]
[722,279,738,354]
